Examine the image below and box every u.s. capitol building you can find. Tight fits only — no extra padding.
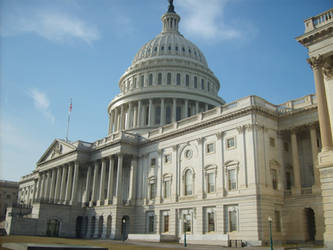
[6,2,333,248]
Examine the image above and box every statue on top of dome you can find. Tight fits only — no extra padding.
[168,0,175,13]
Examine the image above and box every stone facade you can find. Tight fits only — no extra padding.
[0,180,18,221]
[5,4,332,247]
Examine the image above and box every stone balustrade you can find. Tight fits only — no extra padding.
[304,8,333,32]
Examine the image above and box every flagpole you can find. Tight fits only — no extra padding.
[66,98,72,142]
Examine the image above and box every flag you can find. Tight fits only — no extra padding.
[69,98,72,114]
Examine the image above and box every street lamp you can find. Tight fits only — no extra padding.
[268,216,273,250]
[122,218,126,242]
[181,211,189,247]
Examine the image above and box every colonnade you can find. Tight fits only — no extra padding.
[35,161,80,205]
[109,98,212,134]
[289,124,321,194]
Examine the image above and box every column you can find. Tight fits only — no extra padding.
[172,98,176,122]
[195,101,199,114]
[70,161,80,205]
[65,163,73,204]
[84,165,92,204]
[90,161,99,206]
[60,166,67,202]
[54,167,62,202]
[133,105,138,128]
[49,168,56,202]
[114,108,119,132]
[137,100,142,127]
[40,173,45,200]
[120,105,125,130]
[160,98,165,126]
[115,154,123,204]
[184,99,188,119]
[106,157,115,204]
[127,102,133,129]
[148,99,153,126]
[32,180,37,203]
[44,171,51,200]
[291,129,301,194]
[36,175,42,201]
[310,125,321,188]
[108,111,114,135]
[98,159,107,206]
[128,157,137,203]
[308,56,333,151]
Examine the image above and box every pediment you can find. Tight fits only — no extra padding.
[37,139,76,164]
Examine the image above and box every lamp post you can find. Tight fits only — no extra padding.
[183,216,187,247]
[122,218,126,242]
[268,216,273,250]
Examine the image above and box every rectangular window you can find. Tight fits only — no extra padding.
[275,210,281,232]
[286,172,292,190]
[226,137,235,149]
[208,172,215,193]
[186,75,190,87]
[207,82,210,92]
[164,154,171,164]
[158,73,162,85]
[201,79,205,89]
[163,215,169,233]
[283,142,289,152]
[194,76,198,88]
[271,169,278,190]
[208,211,215,232]
[164,180,171,198]
[206,143,215,153]
[151,158,156,167]
[149,73,153,86]
[228,169,237,190]
[270,137,276,147]
[155,106,161,125]
[140,75,144,87]
[150,183,156,199]
[177,73,181,85]
[229,209,238,232]
[134,77,137,88]
[167,73,171,85]
[148,214,154,233]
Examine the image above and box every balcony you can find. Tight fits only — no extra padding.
[304,8,333,33]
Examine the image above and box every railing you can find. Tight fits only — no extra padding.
[304,8,333,32]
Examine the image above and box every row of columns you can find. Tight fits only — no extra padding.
[35,162,79,205]
[85,154,137,207]
[109,98,211,134]
[290,124,321,194]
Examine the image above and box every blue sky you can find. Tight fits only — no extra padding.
[0,0,331,181]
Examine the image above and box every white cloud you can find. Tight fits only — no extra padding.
[28,89,55,123]
[2,8,99,44]
[177,0,248,42]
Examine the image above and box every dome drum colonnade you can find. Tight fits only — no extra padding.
[108,9,225,134]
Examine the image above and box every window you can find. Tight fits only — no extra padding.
[270,137,276,147]
[207,209,215,232]
[149,183,156,200]
[228,169,237,191]
[163,180,171,199]
[140,75,144,88]
[176,73,181,85]
[151,158,156,167]
[163,214,169,232]
[208,82,210,92]
[286,172,292,190]
[226,137,235,149]
[206,143,215,153]
[194,76,198,88]
[207,172,215,193]
[176,106,181,121]
[155,106,161,125]
[164,154,171,164]
[158,73,162,85]
[6,194,11,199]
[167,73,171,85]
[229,209,238,232]
[201,79,205,89]
[275,210,281,232]
[283,142,289,152]
[147,212,154,233]
[149,73,153,86]
[185,169,193,196]
[271,169,278,190]
[186,75,190,87]
[166,106,171,124]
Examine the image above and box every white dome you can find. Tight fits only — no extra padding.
[132,32,208,67]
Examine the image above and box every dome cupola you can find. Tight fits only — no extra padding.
[107,1,225,135]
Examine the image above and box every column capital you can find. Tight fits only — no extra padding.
[307,55,324,70]
[216,131,225,139]
[323,56,333,80]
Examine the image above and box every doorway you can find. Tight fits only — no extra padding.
[46,219,60,237]
[121,216,130,240]
[305,208,316,241]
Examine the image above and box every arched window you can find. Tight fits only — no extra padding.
[185,169,193,196]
